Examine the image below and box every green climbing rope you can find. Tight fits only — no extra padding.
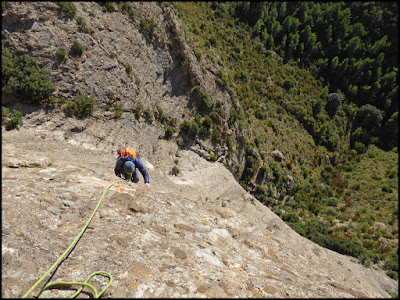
[22,178,124,298]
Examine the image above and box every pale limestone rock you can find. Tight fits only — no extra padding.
[1,2,398,298]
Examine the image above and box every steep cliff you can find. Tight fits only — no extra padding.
[1,2,398,298]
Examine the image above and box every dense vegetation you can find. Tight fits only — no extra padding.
[2,43,56,104]
[2,106,23,130]
[173,2,398,279]
[237,2,398,151]
[1,1,397,280]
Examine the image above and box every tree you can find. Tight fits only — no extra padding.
[281,34,287,48]
[344,36,363,56]
[254,18,264,35]
[282,16,292,32]
[300,25,312,45]
[261,28,268,42]
[326,93,344,116]
[331,56,339,69]
[248,2,265,25]
[356,104,384,129]
[370,35,388,55]
[235,2,265,25]
[288,32,299,55]
[2,45,55,103]
[279,2,287,16]
[271,20,282,39]
[326,25,333,44]
[386,112,398,147]
[351,22,367,37]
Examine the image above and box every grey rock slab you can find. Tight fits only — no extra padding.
[47,206,62,215]
[61,200,76,208]
[1,2,397,298]
[195,249,224,268]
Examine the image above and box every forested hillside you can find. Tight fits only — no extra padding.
[237,2,398,151]
[2,1,398,282]
[172,2,398,280]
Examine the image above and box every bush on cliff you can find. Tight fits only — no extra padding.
[2,106,23,130]
[2,44,55,104]
[64,94,96,118]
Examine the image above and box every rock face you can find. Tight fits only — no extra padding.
[2,124,398,298]
[1,2,398,298]
[271,150,284,162]
[1,2,227,124]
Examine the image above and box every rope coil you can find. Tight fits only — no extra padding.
[22,179,124,298]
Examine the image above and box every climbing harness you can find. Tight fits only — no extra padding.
[22,178,124,298]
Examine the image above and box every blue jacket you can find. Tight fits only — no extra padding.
[114,155,150,183]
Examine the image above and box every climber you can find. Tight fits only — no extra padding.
[114,147,150,188]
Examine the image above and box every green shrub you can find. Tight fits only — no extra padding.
[70,40,84,57]
[209,36,217,47]
[56,47,67,61]
[200,115,213,135]
[57,2,76,19]
[140,18,157,39]
[113,102,123,118]
[354,141,366,154]
[216,71,230,91]
[274,208,283,217]
[134,104,143,119]
[386,270,398,280]
[2,45,55,103]
[360,213,376,226]
[103,2,116,12]
[254,106,268,120]
[324,206,337,216]
[177,139,185,149]
[193,49,202,61]
[228,107,238,126]
[384,255,398,279]
[75,16,84,26]
[282,213,300,223]
[156,105,167,124]
[181,120,200,139]
[382,185,393,193]
[192,85,211,111]
[42,95,66,109]
[119,2,133,16]
[165,125,176,139]
[326,197,339,207]
[133,73,141,85]
[283,79,296,90]
[386,167,398,179]
[270,161,282,181]
[125,64,132,75]
[2,106,23,130]
[307,202,321,215]
[143,108,154,123]
[75,16,94,34]
[64,94,95,118]
[172,165,179,176]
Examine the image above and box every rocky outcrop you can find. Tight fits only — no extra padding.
[271,150,284,162]
[2,121,398,298]
[2,2,230,124]
[2,2,186,120]
[1,2,398,298]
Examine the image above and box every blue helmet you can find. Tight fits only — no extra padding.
[123,161,135,175]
